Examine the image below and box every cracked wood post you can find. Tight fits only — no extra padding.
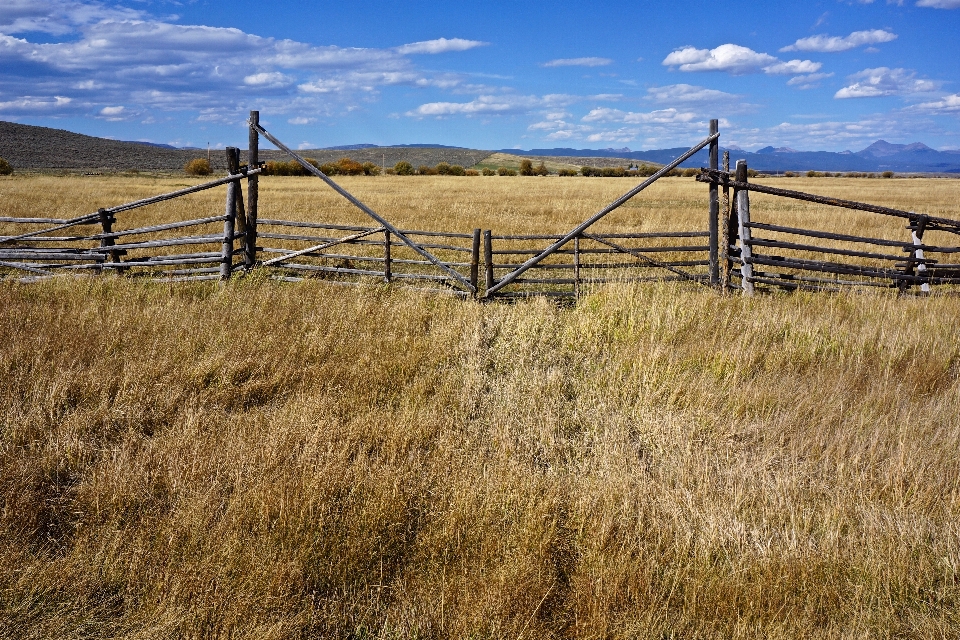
[245,110,259,268]
[483,230,494,295]
[912,215,931,293]
[222,147,239,280]
[735,160,753,296]
[720,151,730,291]
[97,207,122,273]
[708,118,719,286]
[470,228,481,296]
[573,234,581,299]
[383,229,391,282]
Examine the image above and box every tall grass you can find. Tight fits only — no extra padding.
[1,175,959,637]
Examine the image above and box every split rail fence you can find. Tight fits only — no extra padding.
[2,112,958,298]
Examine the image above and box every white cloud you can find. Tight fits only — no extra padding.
[786,72,835,89]
[585,128,640,143]
[781,29,897,53]
[582,107,697,124]
[916,0,960,8]
[406,94,576,117]
[243,72,294,87]
[912,93,960,113]
[394,38,486,55]
[645,84,740,103]
[288,116,315,124]
[99,105,123,115]
[662,43,819,75]
[297,142,314,149]
[542,57,612,67]
[0,95,72,113]
[835,67,939,98]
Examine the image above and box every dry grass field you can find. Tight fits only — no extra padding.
[2,173,960,638]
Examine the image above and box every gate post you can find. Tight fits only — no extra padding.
[735,160,753,295]
[708,119,719,286]
[245,110,259,268]
[483,230,494,295]
[222,147,240,280]
[470,228,481,296]
[720,150,730,291]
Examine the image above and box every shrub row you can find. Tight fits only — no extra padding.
[772,170,897,178]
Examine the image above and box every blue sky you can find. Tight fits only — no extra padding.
[1,0,959,152]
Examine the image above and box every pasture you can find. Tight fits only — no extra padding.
[2,173,959,638]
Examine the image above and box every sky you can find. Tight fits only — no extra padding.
[1,1,959,153]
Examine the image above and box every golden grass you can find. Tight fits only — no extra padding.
[1,174,960,638]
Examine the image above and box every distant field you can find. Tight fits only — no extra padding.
[2,173,959,638]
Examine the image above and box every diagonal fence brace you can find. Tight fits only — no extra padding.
[251,122,476,295]
[261,227,385,267]
[485,132,719,297]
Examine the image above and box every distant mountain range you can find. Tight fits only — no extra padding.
[500,140,960,173]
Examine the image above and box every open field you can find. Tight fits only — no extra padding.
[2,174,960,638]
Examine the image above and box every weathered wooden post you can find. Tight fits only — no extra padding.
[97,207,122,272]
[383,229,392,282]
[912,214,931,293]
[222,147,240,280]
[735,160,753,295]
[720,150,730,291]
[483,230,494,295]
[245,110,259,268]
[470,228,481,296]
[573,233,581,299]
[708,118,719,286]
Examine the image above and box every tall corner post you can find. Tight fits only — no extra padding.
[470,228,481,297]
[245,110,260,269]
[708,119,720,286]
[720,150,731,292]
[735,160,753,296]
[222,147,240,280]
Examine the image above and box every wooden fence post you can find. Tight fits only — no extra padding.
[720,151,730,291]
[708,119,719,286]
[573,233,581,299]
[222,147,239,280]
[735,160,753,295]
[97,207,123,272]
[384,229,392,282]
[483,230,494,295]
[470,228,481,296]
[245,110,259,268]
[912,214,930,293]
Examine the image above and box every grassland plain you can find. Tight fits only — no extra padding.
[1,173,960,638]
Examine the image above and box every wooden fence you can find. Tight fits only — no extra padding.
[3,113,959,298]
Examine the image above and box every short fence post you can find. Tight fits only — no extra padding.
[222,147,239,280]
[912,214,931,293]
[735,160,753,295]
[483,230,494,295]
[573,233,581,299]
[97,207,122,272]
[470,228,481,296]
[245,110,259,268]
[720,150,730,292]
[383,229,392,283]
[708,118,719,286]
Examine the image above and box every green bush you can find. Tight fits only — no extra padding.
[497,167,517,176]
[481,168,496,176]
[362,162,381,176]
[534,162,548,176]
[184,158,212,176]
[448,165,466,176]
[784,171,796,178]
[681,168,698,177]
[747,168,759,178]
[394,161,414,175]
[558,169,578,177]
[519,159,534,176]
[435,162,451,176]
[882,171,895,179]
[418,165,438,175]
[0,157,13,175]
[580,166,595,177]
[465,169,480,176]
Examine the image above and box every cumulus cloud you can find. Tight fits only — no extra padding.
[582,107,697,124]
[288,116,316,125]
[542,57,612,67]
[662,43,819,75]
[781,29,897,53]
[786,72,835,89]
[0,4,487,122]
[912,93,960,113]
[394,38,486,55]
[835,67,939,98]
[406,94,576,117]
